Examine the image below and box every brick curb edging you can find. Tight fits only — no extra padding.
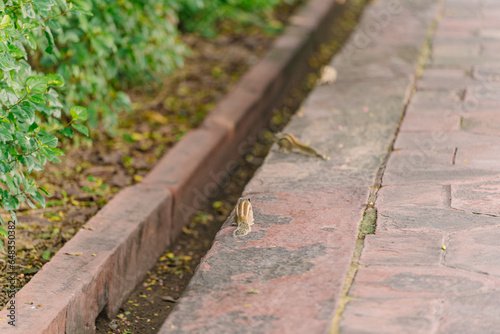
[0,0,343,332]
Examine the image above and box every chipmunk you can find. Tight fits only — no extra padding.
[318,65,337,85]
[275,133,330,160]
[232,198,254,237]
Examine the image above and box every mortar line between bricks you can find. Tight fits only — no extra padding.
[328,2,446,333]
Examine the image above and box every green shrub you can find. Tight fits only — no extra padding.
[37,0,188,130]
[0,0,89,248]
[34,0,298,129]
[178,0,298,38]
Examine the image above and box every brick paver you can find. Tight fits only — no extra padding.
[340,0,500,332]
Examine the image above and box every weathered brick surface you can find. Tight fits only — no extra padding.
[348,266,498,301]
[450,177,500,215]
[341,0,500,332]
[409,90,462,106]
[433,43,480,58]
[377,184,450,209]
[382,147,498,185]
[394,132,499,150]
[399,111,462,132]
[461,111,500,135]
[438,292,500,333]
[416,68,474,90]
[341,298,440,334]
[161,190,367,334]
[361,234,444,265]
[445,228,500,277]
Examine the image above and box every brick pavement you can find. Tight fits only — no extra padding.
[159,0,441,332]
[340,0,500,332]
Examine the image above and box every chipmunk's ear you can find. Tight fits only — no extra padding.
[247,198,251,202]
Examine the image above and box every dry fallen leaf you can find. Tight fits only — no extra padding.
[65,252,83,256]
[81,225,94,231]
[161,295,177,303]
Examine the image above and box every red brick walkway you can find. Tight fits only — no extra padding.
[159,0,500,333]
[340,0,500,333]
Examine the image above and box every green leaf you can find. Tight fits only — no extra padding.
[42,250,51,260]
[60,127,74,138]
[21,3,35,19]
[33,0,55,12]
[28,93,46,104]
[0,125,13,142]
[8,44,25,58]
[18,155,36,173]
[44,26,55,54]
[38,186,51,196]
[26,76,48,93]
[32,190,46,207]
[0,162,10,173]
[39,135,58,147]
[47,73,64,87]
[72,123,89,136]
[70,106,87,121]
[28,122,38,132]
[24,32,37,50]
[40,146,61,163]
[38,132,58,147]
[71,4,93,16]
[0,51,20,71]
[0,15,10,28]
[16,131,32,151]
[4,174,17,193]
[25,197,36,209]
[3,193,19,211]
[11,104,35,125]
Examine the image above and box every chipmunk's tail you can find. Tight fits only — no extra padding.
[298,146,326,160]
[316,152,330,160]
[234,223,250,237]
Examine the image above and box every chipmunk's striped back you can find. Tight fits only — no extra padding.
[234,198,254,237]
[235,198,253,225]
